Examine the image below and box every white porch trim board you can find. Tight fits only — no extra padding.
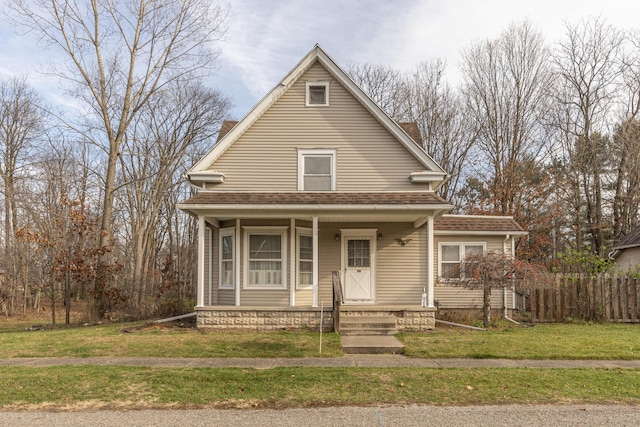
[235,218,241,306]
[312,216,319,307]
[290,218,296,306]
[427,215,435,308]
[197,215,205,308]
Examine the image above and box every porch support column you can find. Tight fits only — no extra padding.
[427,215,435,308]
[290,218,296,306]
[235,219,241,306]
[196,215,205,308]
[312,216,319,307]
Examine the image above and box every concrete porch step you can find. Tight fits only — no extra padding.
[339,316,398,336]
[341,335,405,354]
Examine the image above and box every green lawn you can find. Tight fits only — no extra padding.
[1,321,638,360]
[399,323,640,360]
[1,366,639,410]
[1,321,640,410]
[0,322,343,358]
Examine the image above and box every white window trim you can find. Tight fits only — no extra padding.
[305,81,330,106]
[242,226,288,290]
[218,227,235,290]
[438,242,486,281]
[296,227,313,289]
[297,148,337,191]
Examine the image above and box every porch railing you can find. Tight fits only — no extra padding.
[332,271,343,332]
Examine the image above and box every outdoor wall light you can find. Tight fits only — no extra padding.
[378,233,383,240]
[335,234,340,241]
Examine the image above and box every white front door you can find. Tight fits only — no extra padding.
[342,230,376,303]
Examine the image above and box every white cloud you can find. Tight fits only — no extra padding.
[4,0,640,118]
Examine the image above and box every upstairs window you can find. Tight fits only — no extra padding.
[298,149,336,191]
[306,81,329,106]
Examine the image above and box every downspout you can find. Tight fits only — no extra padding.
[503,234,519,325]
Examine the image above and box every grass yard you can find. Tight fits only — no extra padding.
[1,366,639,410]
[1,320,640,410]
[0,322,343,358]
[399,322,640,360]
[1,320,638,360]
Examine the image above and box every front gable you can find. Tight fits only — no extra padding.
[187,45,447,192]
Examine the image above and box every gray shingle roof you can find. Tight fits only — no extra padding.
[434,215,526,233]
[613,226,640,250]
[181,191,450,205]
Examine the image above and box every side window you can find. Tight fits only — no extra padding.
[219,228,235,289]
[297,230,313,289]
[298,149,336,191]
[306,81,329,106]
[440,244,461,279]
[439,243,486,280]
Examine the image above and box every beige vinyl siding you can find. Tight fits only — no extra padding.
[376,224,427,305]
[433,235,514,309]
[209,62,426,191]
[613,248,640,272]
[316,225,342,307]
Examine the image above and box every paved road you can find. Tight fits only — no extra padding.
[1,404,639,426]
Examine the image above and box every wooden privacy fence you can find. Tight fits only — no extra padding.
[530,273,639,323]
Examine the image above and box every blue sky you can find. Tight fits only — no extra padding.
[3,0,640,119]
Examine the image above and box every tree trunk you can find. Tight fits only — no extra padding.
[483,285,492,327]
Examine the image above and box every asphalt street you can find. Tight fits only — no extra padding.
[1,404,639,426]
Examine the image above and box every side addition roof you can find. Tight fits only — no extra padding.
[187,44,448,182]
[612,226,640,251]
[434,214,528,236]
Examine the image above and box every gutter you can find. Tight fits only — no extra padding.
[154,312,197,323]
[502,234,520,325]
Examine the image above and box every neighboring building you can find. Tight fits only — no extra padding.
[178,45,527,331]
[610,226,640,272]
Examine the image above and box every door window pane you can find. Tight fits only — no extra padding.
[347,239,370,268]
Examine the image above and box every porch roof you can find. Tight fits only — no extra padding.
[178,191,453,223]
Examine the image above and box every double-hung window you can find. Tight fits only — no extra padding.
[297,228,313,289]
[298,149,336,191]
[219,228,235,289]
[243,227,288,289]
[439,243,485,280]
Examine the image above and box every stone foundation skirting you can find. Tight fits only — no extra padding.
[196,306,333,330]
[196,306,436,331]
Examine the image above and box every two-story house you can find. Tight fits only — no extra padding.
[178,45,527,331]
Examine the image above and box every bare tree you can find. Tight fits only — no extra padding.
[10,0,228,318]
[460,20,552,217]
[0,76,44,316]
[404,60,476,204]
[348,60,476,205]
[552,17,624,254]
[453,251,550,327]
[117,81,230,312]
[612,30,640,241]
[346,62,409,118]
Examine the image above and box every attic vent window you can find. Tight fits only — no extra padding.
[306,81,329,106]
